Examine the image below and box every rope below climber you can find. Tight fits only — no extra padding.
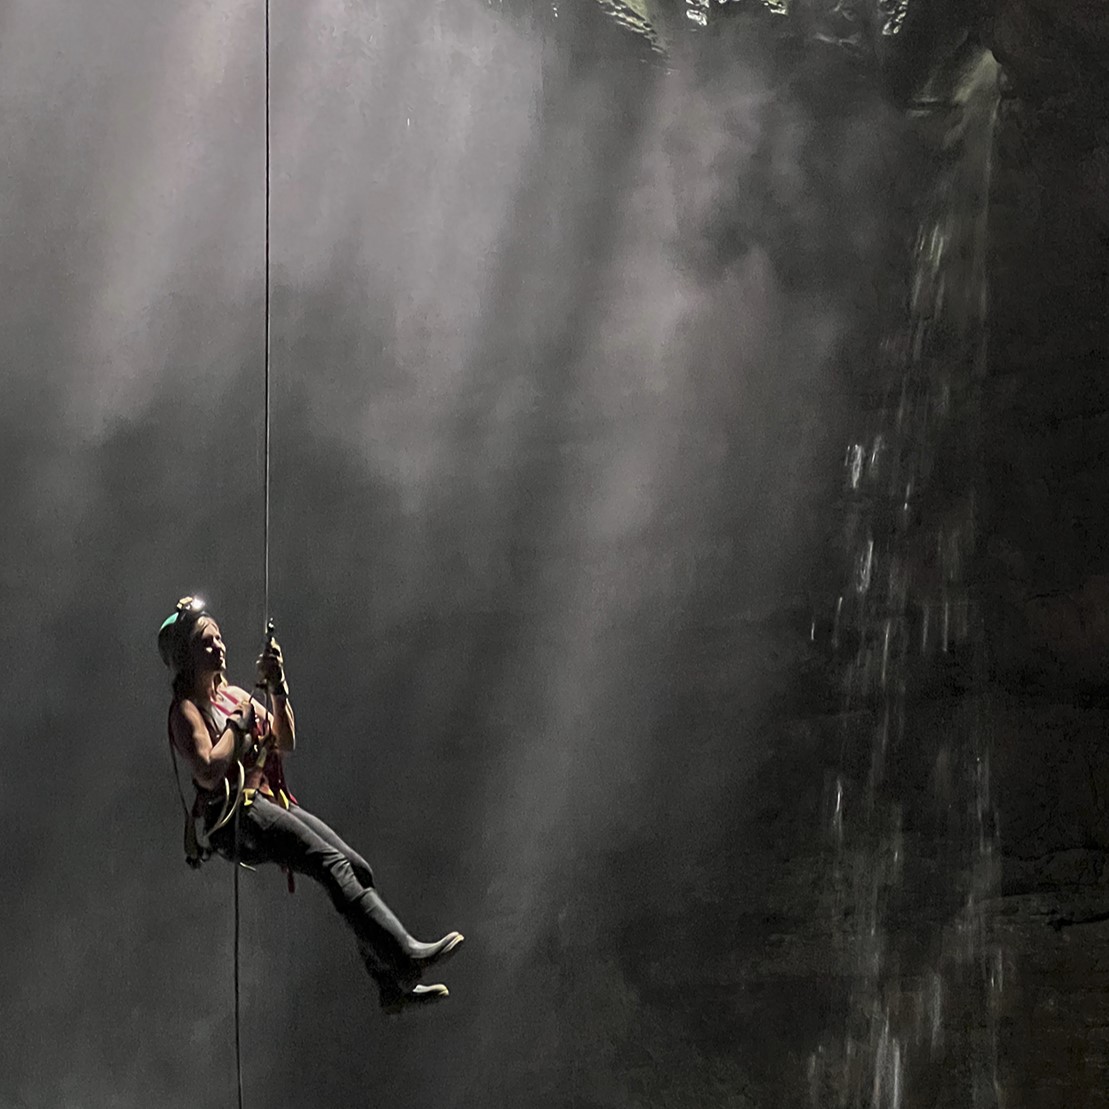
[158,595,464,1014]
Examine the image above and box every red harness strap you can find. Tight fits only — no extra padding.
[211,690,298,893]
[208,690,294,793]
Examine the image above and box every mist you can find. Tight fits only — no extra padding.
[1,3,919,1106]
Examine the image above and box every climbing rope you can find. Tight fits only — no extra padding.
[232,1,273,1105]
[262,0,272,626]
[233,815,245,1109]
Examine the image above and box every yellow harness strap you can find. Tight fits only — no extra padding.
[242,787,292,809]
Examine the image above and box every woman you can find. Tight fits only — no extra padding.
[158,596,462,1014]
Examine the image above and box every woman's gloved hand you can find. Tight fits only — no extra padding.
[256,635,289,698]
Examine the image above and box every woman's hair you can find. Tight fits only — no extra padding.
[157,597,211,701]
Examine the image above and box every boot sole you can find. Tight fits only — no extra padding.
[381,983,449,1016]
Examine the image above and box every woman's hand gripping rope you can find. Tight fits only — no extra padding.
[256,627,288,699]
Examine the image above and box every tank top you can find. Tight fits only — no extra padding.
[173,686,295,807]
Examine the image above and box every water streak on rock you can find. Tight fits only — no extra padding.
[810,51,1003,1108]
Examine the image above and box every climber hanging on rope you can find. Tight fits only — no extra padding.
[158,596,463,1015]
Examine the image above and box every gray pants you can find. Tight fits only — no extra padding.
[209,794,420,1004]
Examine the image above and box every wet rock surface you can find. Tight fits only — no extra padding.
[979,7,1109,1106]
[579,2,1109,1105]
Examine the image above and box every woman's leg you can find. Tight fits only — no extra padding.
[268,803,461,969]
[211,796,462,1007]
[286,804,375,890]
[223,797,370,916]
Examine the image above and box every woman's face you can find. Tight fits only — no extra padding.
[191,617,227,677]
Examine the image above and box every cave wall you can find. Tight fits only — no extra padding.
[676,3,1109,1103]
[981,2,1109,1105]
[582,3,1109,1103]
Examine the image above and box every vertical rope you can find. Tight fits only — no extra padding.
[263,0,272,626]
[234,826,244,1109]
[234,2,272,1107]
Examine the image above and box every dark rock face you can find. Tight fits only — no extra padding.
[982,1,1109,623]
[978,9,1109,1103]
[987,0,1109,99]
[582,2,1109,1106]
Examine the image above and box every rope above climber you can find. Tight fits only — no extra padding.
[158,596,464,1015]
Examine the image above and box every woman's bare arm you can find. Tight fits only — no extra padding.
[169,698,247,790]
[252,637,295,753]
[267,694,296,752]
[250,693,295,753]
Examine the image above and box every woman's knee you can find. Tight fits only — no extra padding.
[321,853,370,908]
[351,858,375,888]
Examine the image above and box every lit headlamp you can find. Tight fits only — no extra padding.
[159,595,207,633]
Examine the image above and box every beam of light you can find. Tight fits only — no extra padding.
[0,3,263,441]
[424,25,858,1104]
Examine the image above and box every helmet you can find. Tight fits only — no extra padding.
[157,595,210,669]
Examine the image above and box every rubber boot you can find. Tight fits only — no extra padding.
[355,937,449,1012]
[348,888,464,990]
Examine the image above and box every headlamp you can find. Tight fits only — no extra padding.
[157,595,210,667]
[159,595,207,633]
